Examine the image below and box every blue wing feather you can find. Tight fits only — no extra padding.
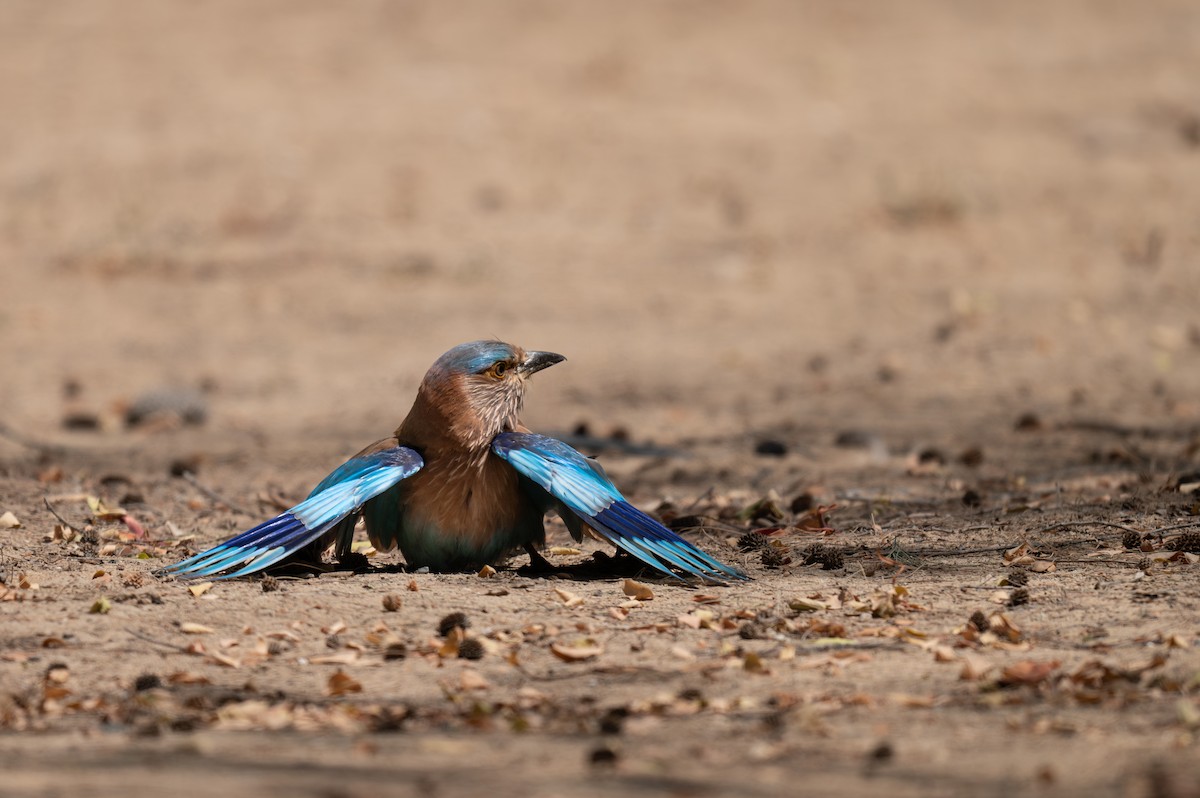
[492,432,747,583]
[164,447,423,579]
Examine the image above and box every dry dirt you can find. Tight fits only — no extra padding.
[3,1,1200,796]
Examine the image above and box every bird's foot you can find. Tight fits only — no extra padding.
[336,551,371,573]
[518,544,559,576]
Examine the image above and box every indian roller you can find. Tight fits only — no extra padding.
[165,341,746,583]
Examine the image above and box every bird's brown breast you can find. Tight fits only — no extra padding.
[400,448,524,545]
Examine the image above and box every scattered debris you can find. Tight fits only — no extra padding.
[437,612,469,637]
[801,544,844,570]
[622,579,654,601]
[1005,570,1029,587]
[457,638,485,660]
[1014,413,1043,432]
[737,531,770,551]
[124,388,209,428]
[326,670,362,697]
[1166,532,1200,553]
[760,546,787,569]
[754,439,788,457]
[1007,587,1031,607]
[551,639,602,662]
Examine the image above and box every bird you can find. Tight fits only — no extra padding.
[165,341,746,583]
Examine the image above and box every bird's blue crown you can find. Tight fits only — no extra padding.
[433,340,518,375]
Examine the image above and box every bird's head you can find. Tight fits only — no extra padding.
[411,341,565,448]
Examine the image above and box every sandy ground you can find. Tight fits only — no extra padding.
[2,1,1200,795]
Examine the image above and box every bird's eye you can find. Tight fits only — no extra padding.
[490,361,510,378]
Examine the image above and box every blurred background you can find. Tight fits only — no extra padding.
[3,0,1199,458]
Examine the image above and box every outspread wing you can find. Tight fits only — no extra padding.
[164,447,423,579]
[492,432,746,583]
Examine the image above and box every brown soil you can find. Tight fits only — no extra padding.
[2,1,1200,796]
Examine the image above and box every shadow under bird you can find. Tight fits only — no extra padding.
[165,341,746,583]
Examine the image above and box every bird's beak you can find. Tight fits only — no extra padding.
[519,350,566,376]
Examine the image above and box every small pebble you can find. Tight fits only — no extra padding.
[754,439,788,457]
[133,674,162,692]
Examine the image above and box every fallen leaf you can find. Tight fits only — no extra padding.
[788,597,828,612]
[439,627,464,658]
[459,670,489,691]
[477,565,497,578]
[188,582,214,597]
[46,524,77,543]
[37,467,64,484]
[206,650,240,668]
[548,547,582,556]
[179,622,213,635]
[997,659,1061,687]
[265,630,301,642]
[932,645,957,663]
[743,652,767,672]
[550,639,602,662]
[1069,653,1166,688]
[959,654,992,681]
[0,511,21,529]
[982,612,1023,643]
[89,597,111,614]
[1003,542,1030,563]
[327,670,362,696]
[311,650,360,666]
[622,579,654,601]
[1178,699,1200,730]
[121,515,146,539]
[167,671,212,685]
[553,588,585,608]
[795,503,838,532]
[677,610,716,630]
[86,495,127,521]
